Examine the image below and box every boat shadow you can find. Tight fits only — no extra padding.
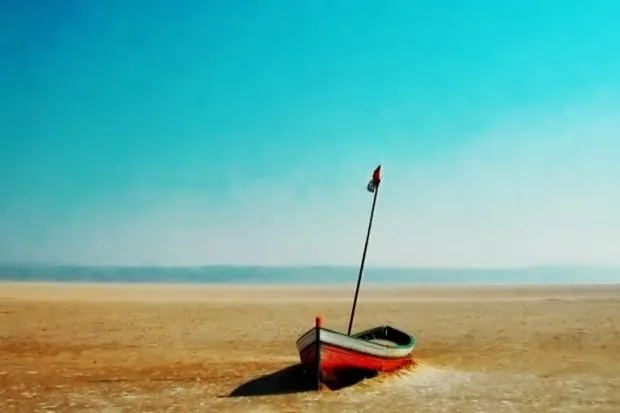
[228,364,377,397]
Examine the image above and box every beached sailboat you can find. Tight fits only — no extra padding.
[295,165,416,389]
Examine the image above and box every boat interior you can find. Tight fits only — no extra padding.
[351,325,414,347]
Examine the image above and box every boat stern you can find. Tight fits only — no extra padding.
[295,317,323,389]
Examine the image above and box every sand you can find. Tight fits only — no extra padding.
[1,282,620,412]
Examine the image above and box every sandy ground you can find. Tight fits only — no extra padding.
[1,282,620,413]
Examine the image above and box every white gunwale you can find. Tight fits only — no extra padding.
[296,327,414,359]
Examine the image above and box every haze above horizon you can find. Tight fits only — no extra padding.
[1,1,619,268]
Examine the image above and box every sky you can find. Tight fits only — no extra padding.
[1,0,619,267]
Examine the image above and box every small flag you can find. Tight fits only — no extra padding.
[366,165,382,193]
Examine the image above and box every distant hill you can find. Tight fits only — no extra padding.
[0,264,619,285]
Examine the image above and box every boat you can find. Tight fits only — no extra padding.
[294,165,417,389]
[296,318,416,387]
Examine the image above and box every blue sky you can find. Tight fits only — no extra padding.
[1,0,619,267]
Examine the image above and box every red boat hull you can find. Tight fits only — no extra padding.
[299,341,413,383]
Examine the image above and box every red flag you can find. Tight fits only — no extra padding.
[372,165,381,183]
[366,165,381,193]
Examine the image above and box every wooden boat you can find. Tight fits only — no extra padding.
[296,317,416,387]
[294,165,417,389]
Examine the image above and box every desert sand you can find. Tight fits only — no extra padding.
[1,282,620,412]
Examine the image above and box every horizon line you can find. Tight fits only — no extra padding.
[1,263,619,271]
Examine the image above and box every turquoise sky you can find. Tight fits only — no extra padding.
[1,1,619,267]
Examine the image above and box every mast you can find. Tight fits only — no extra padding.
[346,165,382,336]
